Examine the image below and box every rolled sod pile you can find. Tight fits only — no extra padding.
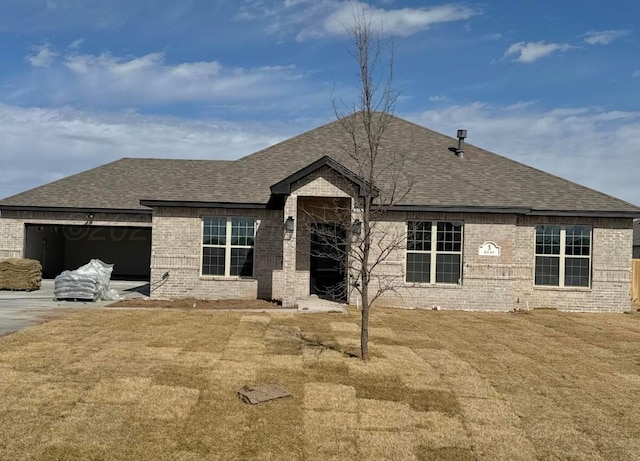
[0,258,42,291]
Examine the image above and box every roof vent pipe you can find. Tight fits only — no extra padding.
[456,129,467,159]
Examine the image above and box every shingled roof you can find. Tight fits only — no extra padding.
[1,114,638,216]
[0,158,231,212]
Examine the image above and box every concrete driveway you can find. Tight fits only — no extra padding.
[0,280,148,337]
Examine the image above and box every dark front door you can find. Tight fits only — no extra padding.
[310,223,347,302]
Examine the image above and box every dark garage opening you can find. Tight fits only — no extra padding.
[24,224,151,280]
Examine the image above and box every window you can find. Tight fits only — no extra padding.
[534,225,591,288]
[406,221,463,284]
[202,217,255,277]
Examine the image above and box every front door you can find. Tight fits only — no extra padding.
[310,223,347,302]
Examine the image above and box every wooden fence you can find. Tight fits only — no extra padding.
[633,259,640,304]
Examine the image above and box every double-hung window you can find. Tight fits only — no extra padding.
[202,217,255,277]
[534,225,591,287]
[406,221,463,284]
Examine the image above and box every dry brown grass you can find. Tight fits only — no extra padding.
[1,307,640,460]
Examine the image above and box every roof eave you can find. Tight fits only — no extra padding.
[526,209,640,218]
[139,200,269,209]
[387,205,640,218]
[387,205,530,214]
[0,205,151,215]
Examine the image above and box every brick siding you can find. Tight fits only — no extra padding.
[2,176,632,311]
[367,213,632,312]
[0,218,24,259]
[0,210,150,260]
[514,216,632,312]
[146,171,633,311]
[368,212,519,311]
[150,207,283,300]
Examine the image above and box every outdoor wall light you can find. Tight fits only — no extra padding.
[352,219,362,235]
[285,216,295,232]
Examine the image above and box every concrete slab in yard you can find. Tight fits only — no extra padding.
[0,280,148,337]
[297,295,347,314]
[238,383,292,404]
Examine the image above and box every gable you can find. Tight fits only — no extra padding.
[291,167,353,198]
[270,155,376,198]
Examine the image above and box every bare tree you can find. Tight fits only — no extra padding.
[303,7,412,361]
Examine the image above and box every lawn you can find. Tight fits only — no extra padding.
[1,307,640,460]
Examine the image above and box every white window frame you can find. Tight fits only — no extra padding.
[405,221,464,285]
[534,224,592,288]
[201,217,256,277]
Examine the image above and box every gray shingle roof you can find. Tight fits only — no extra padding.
[0,158,231,211]
[1,114,638,216]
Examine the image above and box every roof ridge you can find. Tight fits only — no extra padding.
[232,119,336,164]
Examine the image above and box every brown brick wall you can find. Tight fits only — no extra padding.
[150,207,283,300]
[514,216,632,311]
[0,210,150,260]
[367,213,633,311]
[292,166,355,198]
[3,205,633,311]
[0,218,24,259]
[368,212,518,311]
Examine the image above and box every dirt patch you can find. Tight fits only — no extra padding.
[107,297,289,310]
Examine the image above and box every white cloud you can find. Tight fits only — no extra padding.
[583,29,630,45]
[483,33,503,41]
[0,103,308,200]
[633,70,640,78]
[411,102,640,205]
[503,41,572,63]
[284,0,316,6]
[318,2,478,39]
[68,38,84,50]
[25,43,58,67]
[17,49,312,108]
[235,1,478,40]
[65,52,167,75]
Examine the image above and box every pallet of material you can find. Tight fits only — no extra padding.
[54,276,100,301]
[0,258,42,291]
[53,259,121,302]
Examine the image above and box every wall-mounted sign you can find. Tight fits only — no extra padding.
[479,241,501,256]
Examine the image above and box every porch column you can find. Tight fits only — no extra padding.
[282,194,298,307]
[349,199,363,307]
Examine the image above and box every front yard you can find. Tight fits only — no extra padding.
[1,307,640,460]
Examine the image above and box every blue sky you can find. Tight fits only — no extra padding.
[1,0,639,205]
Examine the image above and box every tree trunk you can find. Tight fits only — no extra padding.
[360,201,371,361]
[360,280,369,361]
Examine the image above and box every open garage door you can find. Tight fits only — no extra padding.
[24,224,151,280]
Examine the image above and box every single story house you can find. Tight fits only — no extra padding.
[1,113,638,311]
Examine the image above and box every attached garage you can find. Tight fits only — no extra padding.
[0,159,166,281]
[24,224,151,280]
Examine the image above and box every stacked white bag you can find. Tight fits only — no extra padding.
[54,259,122,301]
